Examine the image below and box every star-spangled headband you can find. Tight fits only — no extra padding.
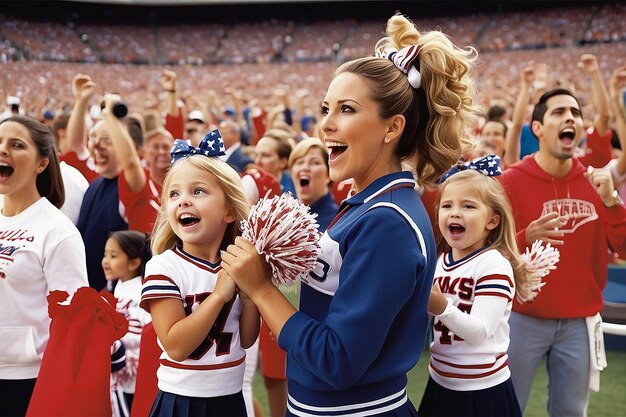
[376,43,423,89]
[438,154,502,183]
[170,129,226,164]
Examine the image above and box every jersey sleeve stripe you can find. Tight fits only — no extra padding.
[143,274,177,285]
[474,291,513,301]
[475,283,512,293]
[476,274,514,286]
[142,284,180,293]
[141,292,181,301]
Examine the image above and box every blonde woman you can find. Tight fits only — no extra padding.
[222,12,476,417]
[288,138,338,232]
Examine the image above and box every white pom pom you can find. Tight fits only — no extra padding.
[517,240,560,303]
[241,192,321,286]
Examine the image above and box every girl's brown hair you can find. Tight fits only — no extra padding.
[436,170,533,302]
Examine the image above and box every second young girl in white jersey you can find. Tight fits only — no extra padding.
[102,230,152,417]
[419,166,534,417]
[139,132,260,417]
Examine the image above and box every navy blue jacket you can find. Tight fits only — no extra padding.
[279,171,436,415]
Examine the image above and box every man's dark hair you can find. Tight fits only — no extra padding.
[487,105,507,122]
[127,116,144,149]
[531,88,582,125]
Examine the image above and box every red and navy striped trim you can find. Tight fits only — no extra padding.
[174,247,221,273]
[160,355,245,370]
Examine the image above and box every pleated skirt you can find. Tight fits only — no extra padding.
[148,389,247,417]
[418,377,521,417]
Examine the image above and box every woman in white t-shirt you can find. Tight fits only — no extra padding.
[0,116,88,417]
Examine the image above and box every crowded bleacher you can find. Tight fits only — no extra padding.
[1,1,624,123]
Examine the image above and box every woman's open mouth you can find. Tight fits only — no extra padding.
[326,141,348,162]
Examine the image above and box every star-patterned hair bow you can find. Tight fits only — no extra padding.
[438,154,502,183]
[375,42,423,89]
[170,129,226,164]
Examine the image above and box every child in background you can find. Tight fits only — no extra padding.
[102,230,153,416]
[140,132,260,417]
[419,166,534,417]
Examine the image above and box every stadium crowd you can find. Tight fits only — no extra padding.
[0,2,625,125]
[0,2,625,417]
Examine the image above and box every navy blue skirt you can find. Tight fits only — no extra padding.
[418,377,521,417]
[149,390,247,417]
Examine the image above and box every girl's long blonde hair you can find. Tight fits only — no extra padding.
[437,170,533,302]
[150,155,250,255]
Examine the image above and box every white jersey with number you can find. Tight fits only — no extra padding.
[140,246,245,398]
[429,247,514,391]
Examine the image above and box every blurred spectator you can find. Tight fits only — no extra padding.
[475,120,507,160]
[218,120,254,173]
[0,96,24,121]
[607,66,626,200]
[288,137,338,231]
[184,110,206,147]
[41,109,55,128]
[254,129,295,195]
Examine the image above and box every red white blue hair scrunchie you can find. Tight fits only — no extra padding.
[376,42,423,89]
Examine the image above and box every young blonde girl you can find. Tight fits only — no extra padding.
[139,140,260,417]
[420,168,532,417]
[102,230,152,417]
